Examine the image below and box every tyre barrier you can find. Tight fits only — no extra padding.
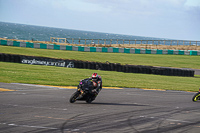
[0,53,195,77]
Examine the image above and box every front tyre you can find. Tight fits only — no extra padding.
[192,92,200,102]
[69,91,80,103]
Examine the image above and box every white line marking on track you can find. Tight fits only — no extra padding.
[0,123,79,131]
[1,103,68,111]
[138,116,192,123]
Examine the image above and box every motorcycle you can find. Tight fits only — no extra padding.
[192,88,200,102]
[69,79,97,103]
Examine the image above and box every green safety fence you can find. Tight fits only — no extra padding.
[0,39,199,56]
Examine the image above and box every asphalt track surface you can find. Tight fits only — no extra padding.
[0,82,200,133]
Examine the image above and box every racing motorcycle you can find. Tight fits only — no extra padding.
[192,88,200,102]
[69,79,96,103]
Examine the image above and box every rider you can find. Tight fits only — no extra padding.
[83,73,102,96]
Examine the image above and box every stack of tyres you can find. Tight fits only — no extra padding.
[129,65,135,73]
[119,65,124,72]
[101,63,107,71]
[131,66,137,73]
[4,54,9,62]
[117,64,122,72]
[83,62,87,69]
[151,68,158,75]
[182,69,187,77]
[143,66,152,74]
[102,63,108,71]
[79,61,84,68]
[153,68,159,75]
[73,60,78,68]
[87,62,91,69]
[190,70,195,77]
[129,65,134,73]
[110,63,114,71]
[141,66,146,74]
[159,68,165,75]
[96,63,103,70]
[111,63,118,71]
[169,68,174,76]
[176,69,182,76]
[185,70,191,77]
[128,65,134,73]
[124,65,128,73]
[143,66,148,74]
[127,65,132,73]
[124,65,131,73]
[183,69,190,77]
[107,63,111,71]
[181,69,186,77]
[148,66,153,74]
[138,66,143,73]
[88,62,92,69]
[112,63,119,71]
[132,65,137,73]
[92,62,96,69]
[0,53,195,77]
[178,69,182,76]
[10,55,15,62]
[173,69,177,76]
[0,53,4,61]
[121,65,125,72]
[165,68,171,76]
[192,70,195,76]
[76,61,81,68]
[87,62,95,69]
[95,63,99,70]
[186,70,193,77]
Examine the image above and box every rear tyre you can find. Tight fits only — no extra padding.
[86,97,92,103]
[69,91,80,103]
[192,92,200,102]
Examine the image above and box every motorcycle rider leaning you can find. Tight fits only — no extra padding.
[82,73,102,96]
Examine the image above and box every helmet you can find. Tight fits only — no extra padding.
[92,73,98,81]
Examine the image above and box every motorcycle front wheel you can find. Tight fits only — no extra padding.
[69,91,80,103]
[192,92,200,102]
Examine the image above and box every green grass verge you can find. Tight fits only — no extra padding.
[1,45,200,69]
[1,62,200,92]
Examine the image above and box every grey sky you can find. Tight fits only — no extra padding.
[0,0,200,40]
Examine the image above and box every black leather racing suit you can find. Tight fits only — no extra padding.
[85,76,102,94]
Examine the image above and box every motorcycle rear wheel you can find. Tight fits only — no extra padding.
[192,92,200,102]
[69,91,80,103]
[86,98,92,103]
